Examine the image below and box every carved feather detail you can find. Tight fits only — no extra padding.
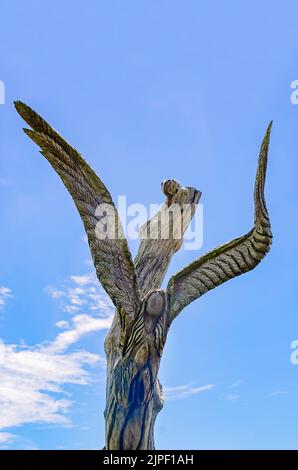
[167,122,273,322]
[14,101,140,320]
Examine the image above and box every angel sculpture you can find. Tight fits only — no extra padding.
[15,101,272,450]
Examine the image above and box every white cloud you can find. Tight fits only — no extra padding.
[46,271,114,352]
[46,271,114,318]
[225,393,240,401]
[270,390,288,397]
[70,274,92,286]
[0,270,114,437]
[164,383,215,400]
[48,314,113,353]
[56,320,70,329]
[45,287,64,299]
[228,380,244,389]
[224,379,243,401]
[0,338,100,432]
[0,287,12,310]
[0,432,16,444]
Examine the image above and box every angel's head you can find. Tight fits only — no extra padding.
[161,179,180,197]
[161,178,201,207]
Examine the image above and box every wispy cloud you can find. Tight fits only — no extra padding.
[0,287,12,310]
[228,380,244,389]
[45,271,114,351]
[0,338,100,433]
[224,379,243,401]
[45,271,113,317]
[270,390,289,397]
[164,383,215,400]
[225,393,240,401]
[56,320,70,329]
[48,314,112,353]
[0,269,114,439]
[0,432,16,444]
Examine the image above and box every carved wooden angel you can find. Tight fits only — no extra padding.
[15,101,272,450]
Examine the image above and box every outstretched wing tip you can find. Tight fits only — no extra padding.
[22,128,43,148]
[265,120,273,142]
[261,120,273,149]
[14,100,47,136]
[258,121,272,158]
[254,122,273,230]
[167,123,273,321]
[14,100,29,115]
[15,101,141,318]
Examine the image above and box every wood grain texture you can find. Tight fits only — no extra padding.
[14,101,140,324]
[15,102,272,450]
[135,184,201,297]
[167,122,272,323]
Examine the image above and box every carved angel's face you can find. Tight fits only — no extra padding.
[145,289,165,318]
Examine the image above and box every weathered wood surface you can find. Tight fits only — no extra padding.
[105,183,201,449]
[15,101,272,450]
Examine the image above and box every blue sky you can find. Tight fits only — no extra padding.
[0,0,297,450]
